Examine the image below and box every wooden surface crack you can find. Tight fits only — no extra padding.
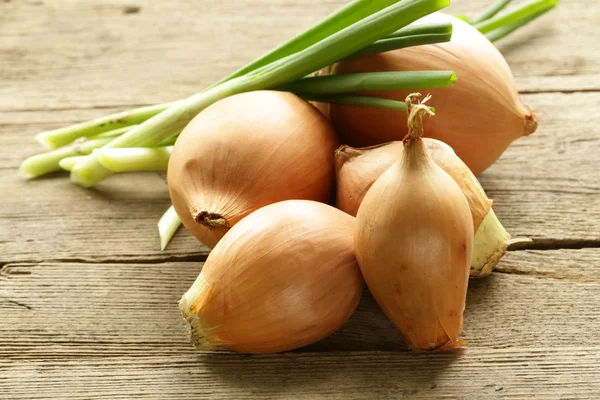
[508,238,600,251]
[1,239,599,268]
[519,88,600,94]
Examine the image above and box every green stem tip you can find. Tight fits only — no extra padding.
[475,0,558,34]
[158,206,182,251]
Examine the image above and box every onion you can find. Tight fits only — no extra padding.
[168,91,338,248]
[323,12,537,175]
[336,139,510,277]
[354,95,473,351]
[179,200,362,354]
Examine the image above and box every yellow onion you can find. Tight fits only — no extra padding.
[168,91,338,248]
[355,95,473,351]
[179,200,362,354]
[323,12,537,175]
[336,139,510,277]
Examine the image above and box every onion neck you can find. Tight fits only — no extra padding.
[193,211,230,230]
[402,93,433,143]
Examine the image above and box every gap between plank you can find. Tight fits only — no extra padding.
[1,239,599,268]
[508,238,600,251]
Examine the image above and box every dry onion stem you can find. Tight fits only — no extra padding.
[324,12,538,175]
[336,139,510,277]
[179,200,362,353]
[355,94,473,351]
[168,91,338,248]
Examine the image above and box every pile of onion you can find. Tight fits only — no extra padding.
[335,138,510,277]
[168,90,338,248]
[321,12,538,175]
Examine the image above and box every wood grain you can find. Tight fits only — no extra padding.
[0,0,597,114]
[2,348,600,399]
[1,249,599,398]
[1,250,599,358]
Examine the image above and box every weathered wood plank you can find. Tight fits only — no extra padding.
[2,92,598,263]
[1,349,599,399]
[0,0,596,116]
[1,249,599,358]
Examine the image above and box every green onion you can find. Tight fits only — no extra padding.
[95,147,173,172]
[59,156,88,172]
[158,206,182,251]
[33,0,405,152]
[388,21,452,38]
[89,125,138,139]
[470,0,512,24]
[485,6,555,41]
[474,0,558,34]
[20,126,176,179]
[213,0,404,86]
[19,135,116,179]
[70,0,451,187]
[347,33,452,59]
[302,94,410,111]
[454,14,471,23]
[278,71,456,96]
[35,104,172,149]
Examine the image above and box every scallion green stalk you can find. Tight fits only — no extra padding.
[35,104,172,149]
[59,156,88,172]
[278,71,456,96]
[346,33,452,59]
[20,125,176,179]
[470,0,512,24]
[474,0,557,34]
[89,125,138,139]
[71,0,451,188]
[158,206,182,251]
[212,0,404,86]
[484,6,554,41]
[19,135,115,179]
[388,21,453,38]
[302,94,410,111]
[95,147,173,172]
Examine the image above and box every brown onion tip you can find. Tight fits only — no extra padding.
[524,105,538,136]
[194,211,230,230]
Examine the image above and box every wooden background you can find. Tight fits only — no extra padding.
[1,0,599,398]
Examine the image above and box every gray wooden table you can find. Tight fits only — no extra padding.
[1,0,599,398]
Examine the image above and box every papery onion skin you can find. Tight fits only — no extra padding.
[335,140,491,226]
[168,91,338,248]
[179,200,362,354]
[324,13,537,175]
[336,140,509,277]
[355,102,473,351]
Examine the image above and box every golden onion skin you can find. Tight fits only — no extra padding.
[336,140,509,278]
[355,139,473,351]
[168,91,338,248]
[326,13,537,175]
[179,200,362,354]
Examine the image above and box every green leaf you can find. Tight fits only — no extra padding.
[471,0,512,25]
[279,71,457,95]
[475,0,558,34]
[215,0,404,85]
